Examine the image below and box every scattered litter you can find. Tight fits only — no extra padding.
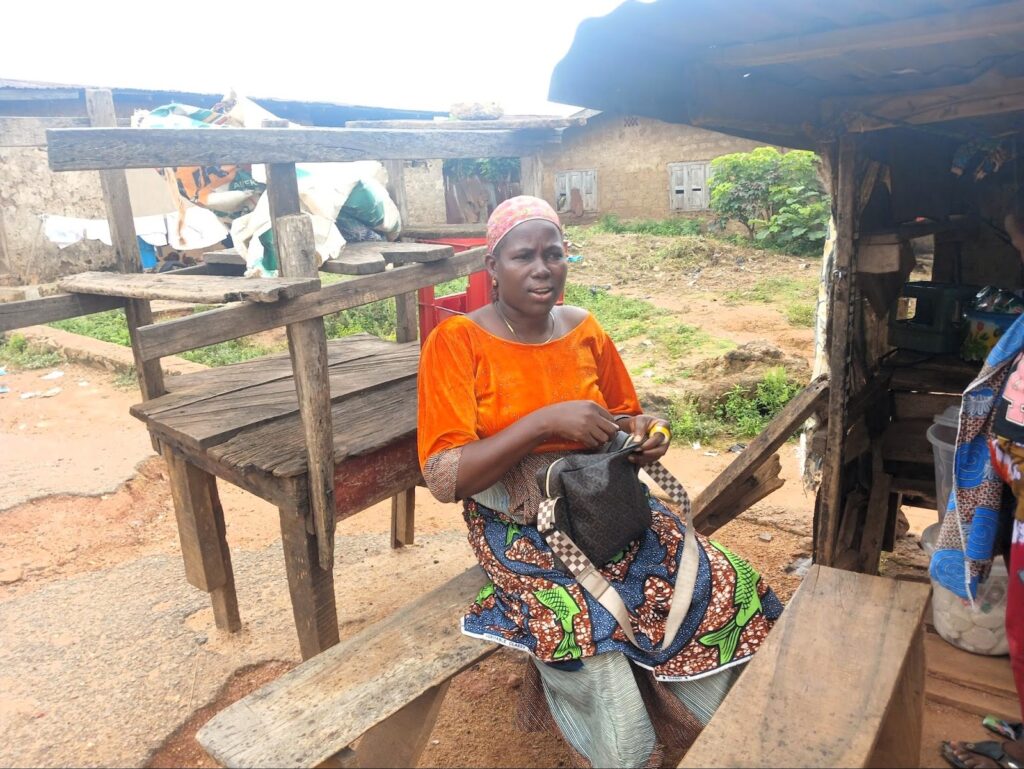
[728,443,747,453]
[431,740,440,746]
[758,532,773,543]
[642,369,654,378]
[567,254,584,264]
[784,556,812,577]
[0,367,6,376]
[691,441,702,450]
[0,386,8,394]
[703,450,720,457]
[40,370,64,380]
[20,391,39,400]
[78,380,90,387]
[40,387,62,398]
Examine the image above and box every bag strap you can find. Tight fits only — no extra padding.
[537,460,699,652]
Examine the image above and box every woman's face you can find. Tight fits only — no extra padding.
[488,219,567,315]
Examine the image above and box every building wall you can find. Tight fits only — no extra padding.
[536,113,768,221]
[401,160,446,224]
[0,120,116,283]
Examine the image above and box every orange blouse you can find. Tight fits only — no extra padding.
[417,312,641,469]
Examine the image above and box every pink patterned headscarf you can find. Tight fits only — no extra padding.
[486,195,563,255]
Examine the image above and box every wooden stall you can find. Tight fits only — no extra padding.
[0,90,562,659]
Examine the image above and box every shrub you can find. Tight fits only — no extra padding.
[717,367,802,437]
[709,147,830,255]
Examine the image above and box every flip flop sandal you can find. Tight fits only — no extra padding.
[942,740,1024,769]
[984,716,1024,742]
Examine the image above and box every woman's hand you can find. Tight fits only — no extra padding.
[620,414,672,465]
[539,400,619,448]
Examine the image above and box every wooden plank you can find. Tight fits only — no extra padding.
[817,135,856,567]
[207,376,418,479]
[390,280,418,549]
[202,249,246,267]
[401,223,486,240]
[705,3,1024,69]
[692,376,828,519]
[892,391,960,422]
[870,625,924,769]
[924,631,1017,701]
[321,242,455,275]
[344,117,583,130]
[859,443,892,575]
[46,126,562,171]
[195,566,492,768]
[57,271,319,304]
[836,74,1024,133]
[135,247,486,361]
[131,335,387,420]
[278,505,340,660]
[334,436,422,518]
[271,204,337,572]
[882,419,934,465]
[383,159,409,227]
[145,344,417,451]
[0,292,126,332]
[350,681,449,768]
[520,155,543,198]
[695,453,784,534]
[162,446,241,632]
[889,367,974,395]
[85,88,166,403]
[680,565,930,768]
[926,675,1020,723]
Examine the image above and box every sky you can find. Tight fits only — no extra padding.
[0,0,626,116]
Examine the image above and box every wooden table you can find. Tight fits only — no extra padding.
[131,334,421,658]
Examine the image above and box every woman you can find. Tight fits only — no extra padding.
[417,196,783,768]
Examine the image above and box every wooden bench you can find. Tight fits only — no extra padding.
[196,566,491,768]
[680,565,930,768]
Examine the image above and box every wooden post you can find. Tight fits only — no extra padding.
[384,159,418,548]
[264,148,337,571]
[279,505,340,660]
[84,89,164,401]
[86,89,241,632]
[817,134,858,566]
[520,155,543,198]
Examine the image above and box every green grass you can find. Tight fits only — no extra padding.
[180,339,282,367]
[113,369,138,390]
[0,333,64,370]
[669,399,725,445]
[785,301,816,327]
[593,215,703,237]
[52,310,130,346]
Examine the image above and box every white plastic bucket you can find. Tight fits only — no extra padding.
[926,422,957,522]
[931,560,1009,656]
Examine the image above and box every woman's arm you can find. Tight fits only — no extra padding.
[454,400,619,498]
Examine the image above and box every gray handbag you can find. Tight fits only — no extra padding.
[536,432,699,651]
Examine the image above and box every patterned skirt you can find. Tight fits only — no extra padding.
[461,493,783,681]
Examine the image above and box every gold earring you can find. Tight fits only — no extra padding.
[492,278,498,287]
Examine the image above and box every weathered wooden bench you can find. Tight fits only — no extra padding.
[680,565,930,768]
[196,566,491,769]
[196,565,925,769]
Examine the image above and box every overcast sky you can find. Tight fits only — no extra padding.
[1,0,625,115]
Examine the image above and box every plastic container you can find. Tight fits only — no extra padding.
[931,560,1009,656]
[920,522,941,556]
[927,407,959,522]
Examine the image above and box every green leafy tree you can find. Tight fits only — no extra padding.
[709,147,830,255]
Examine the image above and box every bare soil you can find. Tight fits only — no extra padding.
[0,231,1002,767]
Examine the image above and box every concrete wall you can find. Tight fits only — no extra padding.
[536,113,767,221]
[401,160,446,224]
[0,119,116,284]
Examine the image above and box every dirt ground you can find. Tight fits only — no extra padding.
[0,232,1012,767]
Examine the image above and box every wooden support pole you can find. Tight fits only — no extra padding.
[390,287,418,549]
[84,89,165,402]
[263,146,336,571]
[818,135,858,567]
[278,505,340,660]
[520,155,543,198]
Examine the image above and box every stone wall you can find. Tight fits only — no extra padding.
[401,160,446,225]
[536,113,768,221]
[0,126,116,284]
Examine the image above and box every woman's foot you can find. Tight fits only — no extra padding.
[942,739,1024,768]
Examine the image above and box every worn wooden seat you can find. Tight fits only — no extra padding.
[679,565,930,769]
[203,241,456,276]
[58,271,319,304]
[196,566,492,769]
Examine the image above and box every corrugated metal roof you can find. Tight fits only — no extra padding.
[549,0,1024,147]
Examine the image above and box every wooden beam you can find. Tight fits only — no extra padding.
[135,247,487,362]
[344,117,584,130]
[46,127,562,171]
[0,292,126,333]
[817,135,857,567]
[85,88,165,402]
[390,285,418,550]
[268,157,337,572]
[692,375,829,520]
[57,271,319,304]
[706,3,1024,69]
[834,73,1024,132]
[520,156,543,198]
